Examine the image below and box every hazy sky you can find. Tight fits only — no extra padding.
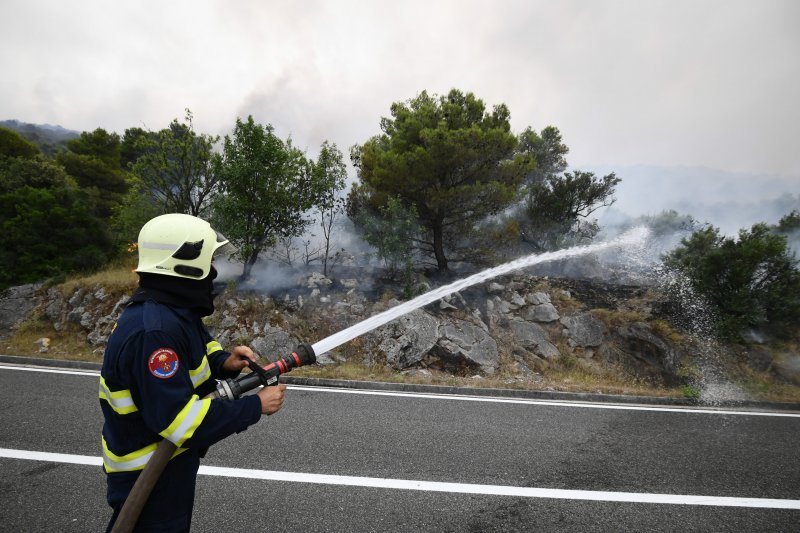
[2,0,799,179]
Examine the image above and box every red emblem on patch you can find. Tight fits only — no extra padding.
[148,348,179,379]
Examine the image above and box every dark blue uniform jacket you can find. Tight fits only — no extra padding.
[100,299,261,531]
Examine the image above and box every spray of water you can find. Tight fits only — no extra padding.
[312,226,650,356]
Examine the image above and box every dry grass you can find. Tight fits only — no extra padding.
[649,318,687,344]
[590,308,648,328]
[2,310,99,362]
[56,265,138,299]
[290,360,682,397]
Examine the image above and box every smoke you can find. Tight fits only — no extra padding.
[213,215,382,296]
[589,165,800,237]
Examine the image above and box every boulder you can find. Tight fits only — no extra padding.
[487,282,504,294]
[614,322,679,375]
[429,318,499,375]
[525,303,560,323]
[561,312,605,347]
[0,283,41,335]
[305,272,333,289]
[368,309,440,368]
[250,325,298,361]
[508,319,560,360]
[526,291,551,305]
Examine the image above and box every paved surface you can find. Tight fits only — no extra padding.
[0,362,798,532]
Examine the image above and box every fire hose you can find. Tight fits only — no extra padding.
[111,343,316,533]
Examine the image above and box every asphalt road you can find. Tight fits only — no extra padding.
[0,362,798,532]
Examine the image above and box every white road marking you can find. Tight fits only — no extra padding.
[1,447,798,510]
[290,385,800,417]
[0,364,99,377]
[2,363,799,417]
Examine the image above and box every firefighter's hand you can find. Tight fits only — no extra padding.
[257,383,287,415]
[222,346,258,373]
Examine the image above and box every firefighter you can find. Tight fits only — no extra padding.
[100,213,286,531]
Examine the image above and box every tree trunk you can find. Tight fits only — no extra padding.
[240,252,258,280]
[433,221,448,271]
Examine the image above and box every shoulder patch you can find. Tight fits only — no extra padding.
[148,348,180,379]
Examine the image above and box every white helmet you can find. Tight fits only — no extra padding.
[136,214,234,279]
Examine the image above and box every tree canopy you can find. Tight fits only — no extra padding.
[56,129,129,219]
[130,110,220,217]
[0,127,40,159]
[524,170,621,250]
[0,157,111,289]
[312,141,348,276]
[350,89,533,271]
[211,116,327,279]
[663,221,800,339]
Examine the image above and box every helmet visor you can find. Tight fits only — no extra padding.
[213,230,237,260]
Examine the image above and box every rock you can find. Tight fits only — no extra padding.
[68,307,85,324]
[471,309,488,332]
[526,291,551,305]
[429,318,499,375]
[305,272,333,289]
[525,303,560,323]
[0,283,41,334]
[403,368,432,378]
[220,315,237,329]
[493,297,513,315]
[368,309,440,368]
[561,312,605,347]
[510,356,542,380]
[110,296,130,317]
[94,287,108,301]
[88,329,108,346]
[68,289,84,308]
[508,319,560,359]
[439,298,457,310]
[45,292,64,322]
[252,325,298,361]
[508,292,526,309]
[79,311,94,329]
[614,322,679,375]
[487,282,504,294]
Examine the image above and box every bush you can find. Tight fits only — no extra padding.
[663,222,800,339]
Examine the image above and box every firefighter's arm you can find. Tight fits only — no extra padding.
[222,345,257,372]
[132,331,262,451]
[201,326,251,381]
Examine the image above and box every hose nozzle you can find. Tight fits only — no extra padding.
[215,343,316,400]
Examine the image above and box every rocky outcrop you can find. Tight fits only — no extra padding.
[0,284,41,335]
[4,271,794,389]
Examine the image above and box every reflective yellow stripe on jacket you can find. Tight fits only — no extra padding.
[189,340,222,389]
[189,356,211,388]
[206,340,223,355]
[101,437,186,473]
[99,377,138,415]
[159,395,211,447]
